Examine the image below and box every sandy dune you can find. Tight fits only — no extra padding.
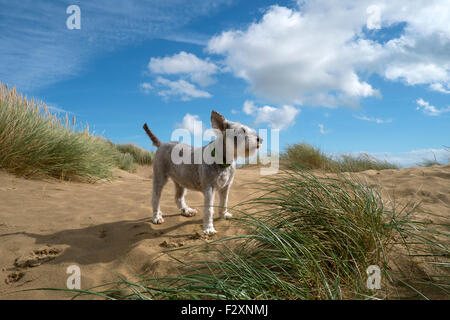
[0,165,449,299]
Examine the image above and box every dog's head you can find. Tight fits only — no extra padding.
[211,110,262,161]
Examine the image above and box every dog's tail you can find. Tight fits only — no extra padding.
[143,123,161,147]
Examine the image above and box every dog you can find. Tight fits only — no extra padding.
[143,110,262,234]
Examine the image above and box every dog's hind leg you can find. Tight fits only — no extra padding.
[151,172,168,224]
[174,182,198,217]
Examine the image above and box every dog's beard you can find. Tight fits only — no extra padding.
[244,145,260,158]
[236,141,260,159]
[221,134,260,161]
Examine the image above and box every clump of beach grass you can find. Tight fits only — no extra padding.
[416,151,448,167]
[418,159,442,167]
[282,143,398,172]
[282,143,333,170]
[337,153,398,172]
[114,152,138,172]
[0,84,146,181]
[115,143,153,165]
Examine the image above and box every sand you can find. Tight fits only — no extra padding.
[0,164,449,299]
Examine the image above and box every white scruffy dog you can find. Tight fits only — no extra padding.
[143,110,262,234]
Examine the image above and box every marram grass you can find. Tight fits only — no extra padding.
[0,84,151,181]
[282,143,398,172]
[115,143,153,165]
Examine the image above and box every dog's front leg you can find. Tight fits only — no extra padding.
[203,186,216,235]
[218,185,232,219]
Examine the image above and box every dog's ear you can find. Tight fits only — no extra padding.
[211,110,227,131]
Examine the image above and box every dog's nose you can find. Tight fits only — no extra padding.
[257,136,263,144]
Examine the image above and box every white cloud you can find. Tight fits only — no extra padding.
[207,1,450,107]
[384,63,448,86]
[146,51,220,101]
[366,5,382,30]
[139,82,153,94]
[149,51,219,86]
[0,1,233,90]
[416,98,450,116]
[242,100,300,130]
[243,100,257,115]
[429,83,450,94]
[318,124,330,135]
[354,115,392,124]
[155,77,212,101]
[176,113,203,135]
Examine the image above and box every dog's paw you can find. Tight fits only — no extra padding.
[152,216,165,224]
[181,207,198,217]
[221,212,233,220]
[202,226,217,235]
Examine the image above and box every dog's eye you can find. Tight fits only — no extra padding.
[242,128,246,133]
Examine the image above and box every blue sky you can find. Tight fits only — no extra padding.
[1,0,449,166]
